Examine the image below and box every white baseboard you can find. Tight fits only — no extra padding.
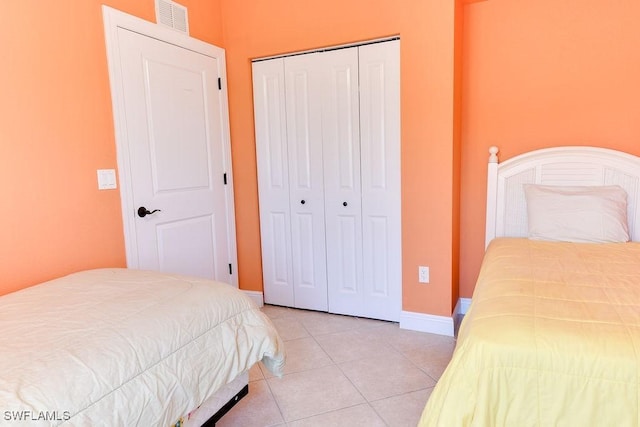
[246,293,469,335]
[399,310,454,337]
[459,297,472,315]
[243,290,264,307]
[400,297,472,337]
[454,297,472,317]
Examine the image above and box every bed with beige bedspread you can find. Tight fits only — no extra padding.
[0,268,285,426]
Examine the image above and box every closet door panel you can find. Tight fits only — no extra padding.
[320,48,365,317]
[359,40,401,321]
[284,54,328,311]
[252,59,295,306]
[335,215,359,292]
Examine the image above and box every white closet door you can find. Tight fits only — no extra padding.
[252,59,295,307]
[320,48,364,317]
[359,40,401,321]
[253,39,401,320]
[284,54,328,311]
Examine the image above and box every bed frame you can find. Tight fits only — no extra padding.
[186,372,249,426]
[485,146,640,247]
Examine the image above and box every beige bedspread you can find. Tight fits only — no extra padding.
[0,269,285,426]
[420,238,640,426]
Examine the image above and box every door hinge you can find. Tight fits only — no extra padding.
[218,77,222,90]
[228,263,233,275]
[223,172,227,185]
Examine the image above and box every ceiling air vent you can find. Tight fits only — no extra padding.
[155,0,189,35]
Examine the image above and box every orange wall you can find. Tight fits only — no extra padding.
[0,0,223,295]
[6,0,637,320]
[459,0,640,297]
[1,0,459,319]
[220,0,460,316]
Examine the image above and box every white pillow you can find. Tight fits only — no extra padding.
[523,184,630,243]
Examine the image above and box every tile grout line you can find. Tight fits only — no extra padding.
[307,322,390,426]
[262,365,288,424]
[257,306,453,426]
[309,314,388,424]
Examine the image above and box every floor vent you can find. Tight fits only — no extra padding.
[155,0,189,35]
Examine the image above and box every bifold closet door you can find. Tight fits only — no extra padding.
[323,41,401,321]
[283,53,328,311]
[358,40,401,321]
[253,40,401,321]
[252,55,329,312]
[319,48,364,318]
[252,59,295,307]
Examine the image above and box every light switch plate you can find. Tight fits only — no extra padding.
[97,169,117,190]
[418,266,430,283]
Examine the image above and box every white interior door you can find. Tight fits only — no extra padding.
[106,19,236,285]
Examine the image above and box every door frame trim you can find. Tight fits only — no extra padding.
[102,6,238,287]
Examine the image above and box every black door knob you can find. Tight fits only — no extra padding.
[137,207,161,218]
[301,200,306,204]
[343,202,348,207]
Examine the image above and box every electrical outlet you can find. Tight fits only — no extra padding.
[418,266,430,283]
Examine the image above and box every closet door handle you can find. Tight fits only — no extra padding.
[342,202,348,207]
[300,200,306,204]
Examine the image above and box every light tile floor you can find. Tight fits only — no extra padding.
[217,305,456,427]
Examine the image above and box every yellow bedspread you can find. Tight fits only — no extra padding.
[420,238,640,427]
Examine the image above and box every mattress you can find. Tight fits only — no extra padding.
[0,268,285,426]
[420,238,640,426]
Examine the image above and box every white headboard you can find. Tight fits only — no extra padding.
[485,146,640,247]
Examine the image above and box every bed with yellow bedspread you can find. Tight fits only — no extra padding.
[420,238,640,426]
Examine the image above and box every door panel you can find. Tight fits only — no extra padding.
[367,216,389,295]
[337,215,359,293]
[269,212,290,283]
[117,27,232,284]
[156,215,216,278]
[252,59,295,306]
[359,40,401,321]
[290,72,314,189]
[293,212,316,286]
[264,211,294,305]
[284,54,328,311]
[146,60,211,192]
[320,48,364,317]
